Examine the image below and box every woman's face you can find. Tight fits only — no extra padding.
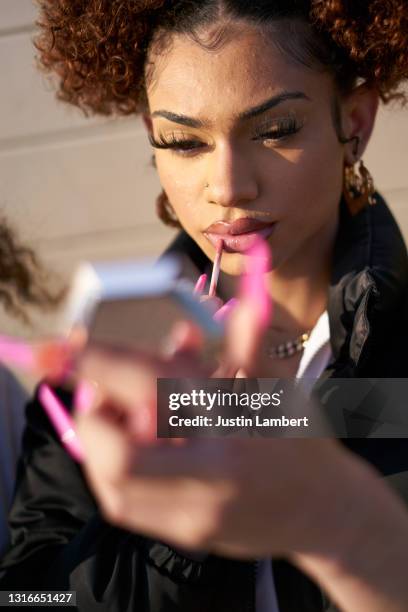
[145,23,345,276]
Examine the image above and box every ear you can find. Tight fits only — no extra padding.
[341,85,379,165]
[142,113,153,134]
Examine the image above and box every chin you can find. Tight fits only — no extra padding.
[219,252,248,276]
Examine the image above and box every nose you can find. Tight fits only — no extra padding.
[205,142,259,208]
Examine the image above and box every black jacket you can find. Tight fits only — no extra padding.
[1,197,408,612]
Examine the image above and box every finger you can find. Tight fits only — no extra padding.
[74,379,99,414]
[74,374,156,442]
[79,347,157,411]
[199,294,223,313]
[130,438,237,480]
[225,239,272,375]
[37,326,88,383]
[127,400,157,442]
[161,320,204,358]
[67,324,89,352]
[213,298,239,323]
[99,476,216,550]
[76,401,138,486]
[35,340,76,382]
[235,368,248,378]
[193,273,207,295]
[211,355,240,378]
[161,321,218,375]
[79,344,212,415]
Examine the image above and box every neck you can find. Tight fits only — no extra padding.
[218,214,338,338]
[266,267,329,337]
[266,219,337,335]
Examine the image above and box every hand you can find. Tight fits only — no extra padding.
[73,239,408,611]
[73,234,335,557]
[75,371,350,558]
[75,240,278,533]
[75,363,408,612]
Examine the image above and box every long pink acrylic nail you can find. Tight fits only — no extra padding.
[213,298,239,322]
[0,335,35,369]
[193,274,207,295]
[0,335,73,381]
[240,238,272,328]
[39,384,84,462]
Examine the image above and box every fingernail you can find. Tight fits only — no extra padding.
[213,298,239,322]
[39,384,84,463]
[37,341,74,382]
[74,380,97,414]
[193,274,207,295]
[240,238,272,328]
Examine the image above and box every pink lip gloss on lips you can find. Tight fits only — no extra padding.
[204,218,276,253]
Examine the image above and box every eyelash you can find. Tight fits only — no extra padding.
[252,116,302,142]
[148,132,204,152]
[148,117,303,156]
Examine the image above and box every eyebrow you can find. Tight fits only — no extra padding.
[150,91,310,128]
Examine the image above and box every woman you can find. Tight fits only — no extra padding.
[1,1,408,610]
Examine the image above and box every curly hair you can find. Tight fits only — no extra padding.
[35,0,408,116]
[312,0,408,104]
[34,0,408,226]
[0,217,65,325]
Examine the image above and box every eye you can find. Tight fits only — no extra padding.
[148,132,207,157]
[252,116,303,145]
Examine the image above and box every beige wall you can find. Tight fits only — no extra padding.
[0,1,175,343]
[0,2,407,350]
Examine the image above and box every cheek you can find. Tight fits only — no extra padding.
[156,156,245,274]
[156,156,203,231]
[273,134,344,228]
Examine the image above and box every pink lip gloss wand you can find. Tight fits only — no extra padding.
[38,384,84,463]
[209,239,224,298]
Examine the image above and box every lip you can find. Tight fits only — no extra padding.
[203,218,276,253]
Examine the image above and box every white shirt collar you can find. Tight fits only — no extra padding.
[296,310,331,379]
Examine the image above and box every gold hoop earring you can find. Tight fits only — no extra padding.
[155,190,181,228]
[343,160,376,216]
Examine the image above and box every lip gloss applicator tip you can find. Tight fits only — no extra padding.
[209,239,224,298]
